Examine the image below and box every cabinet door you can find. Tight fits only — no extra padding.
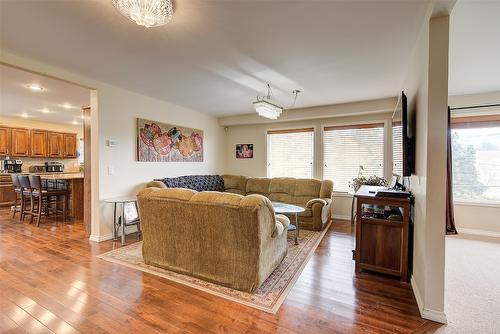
[0,176,16,206]
[0,127,11,156]
[47,132,64,158]
[30,130,48,157]
[11,128,30,157]
[63,133,77,158]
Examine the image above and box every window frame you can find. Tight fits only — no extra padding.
[321,120,389,195]
[265,126,316,179]
[450,113,500,206]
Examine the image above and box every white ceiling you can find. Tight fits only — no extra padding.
[0,64,90,125]
[0,0,431,117]
[449,1,500,96]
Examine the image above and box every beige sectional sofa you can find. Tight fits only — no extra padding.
[136,187,289,292]
[222,175,333,231]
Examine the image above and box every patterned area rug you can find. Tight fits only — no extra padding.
[97,222,330,313]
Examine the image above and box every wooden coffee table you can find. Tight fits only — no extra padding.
[271,202,305,245]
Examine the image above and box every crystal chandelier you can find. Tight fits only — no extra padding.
[112,0,173,28]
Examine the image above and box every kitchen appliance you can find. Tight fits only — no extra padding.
[45,162,64,173]
[3,159,23,173]
[29,165,46,173]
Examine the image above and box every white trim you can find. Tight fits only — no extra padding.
[456,228,500,238]
[454,200,500,208]
[89,233,113,242]
[333,192,354,198]
[451,106,500,117]
[332,214,351,221]
[411,276,448,324]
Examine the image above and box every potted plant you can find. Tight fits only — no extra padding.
[349,166,387,192]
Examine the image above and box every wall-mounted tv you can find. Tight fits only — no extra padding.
[401,91,415,177]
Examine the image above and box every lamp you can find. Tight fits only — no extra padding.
[253,100,283,120]
[112,0,173,28]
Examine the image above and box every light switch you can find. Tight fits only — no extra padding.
[107,166,115,175]
[107,139,118,147]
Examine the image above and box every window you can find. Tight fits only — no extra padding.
[323,123,384,193]
[451,115,500,202]
[267,128,314,178]
[392,122,403,177]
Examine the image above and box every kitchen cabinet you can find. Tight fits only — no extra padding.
[0,127,11,156]
[11,128,30,157]
[63,133,77,158]
[0,175,16,207]
[47,132,64,158]
[30,130,48,157]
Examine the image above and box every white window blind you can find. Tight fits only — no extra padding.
[451,115,500,202]
[267,128,314,178]
[323,124,385,192]
[392,123,403,177]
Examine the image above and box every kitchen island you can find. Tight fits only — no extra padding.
[0,172,84,220]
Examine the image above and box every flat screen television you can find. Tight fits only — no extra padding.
[401,91,415,177]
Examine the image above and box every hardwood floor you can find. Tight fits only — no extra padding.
[0,210,441,333]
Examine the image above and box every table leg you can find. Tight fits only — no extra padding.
[295,213,299,245]
[121,203,126,246]
[112,203,117,241]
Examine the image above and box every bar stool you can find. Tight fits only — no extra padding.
[10,174,22,219]
[28,175,69,226]
[17,175,33,222]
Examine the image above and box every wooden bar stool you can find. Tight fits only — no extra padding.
[10,174,22,220]
[28,175,69,226]
[17,175,33,222]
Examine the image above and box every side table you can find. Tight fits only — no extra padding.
[103,196,141,246]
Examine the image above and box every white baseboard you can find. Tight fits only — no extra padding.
[411,276,448,324]
[89,226,138,243]
[457,228,500,238]
[332,214,351,221]
[89,233,113,242]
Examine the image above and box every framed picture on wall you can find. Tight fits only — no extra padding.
[236,144,253,159]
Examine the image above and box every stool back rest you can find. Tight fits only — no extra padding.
[28,175,43,191]
[18,175,31,191]
[11,174,21,189]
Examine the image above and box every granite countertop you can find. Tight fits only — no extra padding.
[21,172,84,180]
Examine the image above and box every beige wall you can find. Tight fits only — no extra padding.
[401,12,449,323]
[0,115,83,172]
[1,51,226,241]
[223,107,397,220]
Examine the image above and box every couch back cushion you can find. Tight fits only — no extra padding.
[246,178,271,196]
[155,175,224,192]
[222,174,248,195]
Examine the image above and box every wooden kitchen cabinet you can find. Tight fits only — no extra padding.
[0,127,11,156]
[30,129,48,157]
[0,175,16,207]
[10,128,30,157]
[47,132,64,158]
[63,133,77,158]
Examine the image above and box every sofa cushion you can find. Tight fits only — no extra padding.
[246,178,271,196]
[222,174,248,194]
[156,175,225,192]
[269,178,296,195]
[294,179,321,197]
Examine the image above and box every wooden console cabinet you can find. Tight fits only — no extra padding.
[354,185,412,282]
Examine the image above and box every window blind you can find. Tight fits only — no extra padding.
[267,128,314,178]
[323,123,384,192]
[392,122,403,177]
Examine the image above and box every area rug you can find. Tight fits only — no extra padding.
[97,222,330,313]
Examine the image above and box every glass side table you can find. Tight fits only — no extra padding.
[103,196,141,246]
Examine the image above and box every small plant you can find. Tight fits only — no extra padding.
[349,175,387,192]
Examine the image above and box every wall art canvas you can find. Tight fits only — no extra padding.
[236,144,253,159]
[137,118,203,162]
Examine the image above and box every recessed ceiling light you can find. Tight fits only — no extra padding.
[26,84,44,91]
[21,112,29,118]
[71,120,78,125]
[41,108,51,113]
[62,102,74,109]
[79,115,85,119]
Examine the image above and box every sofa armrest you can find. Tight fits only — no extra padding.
[306,198,327,208]
[146,181,167,189]
[273,214,290,237]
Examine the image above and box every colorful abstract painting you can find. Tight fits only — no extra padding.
[137,118,203,162]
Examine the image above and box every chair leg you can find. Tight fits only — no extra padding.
[12,195,18,219]
[29,194,35,225]
[63,194,68,222]
[36,195,42,227]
